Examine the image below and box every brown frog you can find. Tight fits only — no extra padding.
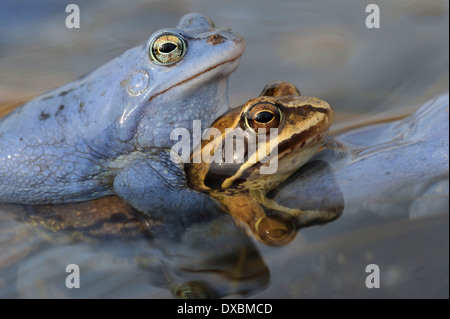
[185,81,334,245]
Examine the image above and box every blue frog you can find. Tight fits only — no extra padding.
[0,13,245,216]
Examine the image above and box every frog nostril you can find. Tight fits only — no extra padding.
[207,34,224,45]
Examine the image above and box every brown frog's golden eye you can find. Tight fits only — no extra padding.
[243,102,282,134]
[150,33,187,65]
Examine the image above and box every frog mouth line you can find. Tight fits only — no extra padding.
[147,55,242,103]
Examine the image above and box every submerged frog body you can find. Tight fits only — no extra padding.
[276,92,449,220]
[186,81,335,245]
[0,13,244,215]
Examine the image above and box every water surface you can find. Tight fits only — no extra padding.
[0,0,448,298]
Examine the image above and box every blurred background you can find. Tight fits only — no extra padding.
[0,0,448,298]
[0,0,448,120]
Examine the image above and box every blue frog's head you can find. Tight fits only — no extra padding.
[109,13,245,147]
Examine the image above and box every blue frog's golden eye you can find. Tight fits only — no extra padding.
[150,33,187,65]
[243,102,282,134]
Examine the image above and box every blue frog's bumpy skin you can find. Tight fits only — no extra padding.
[0,13,245,215]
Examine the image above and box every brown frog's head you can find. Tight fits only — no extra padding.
[186,81,334,246]
[196,81,334,193]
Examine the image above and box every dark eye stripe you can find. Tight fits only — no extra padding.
[301,105,330,114]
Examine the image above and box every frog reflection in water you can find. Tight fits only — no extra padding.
[186,81,336,245]
[5,195,269,299]
[0,13,245,217]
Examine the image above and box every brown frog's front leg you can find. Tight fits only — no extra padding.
[221,194,297,246]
